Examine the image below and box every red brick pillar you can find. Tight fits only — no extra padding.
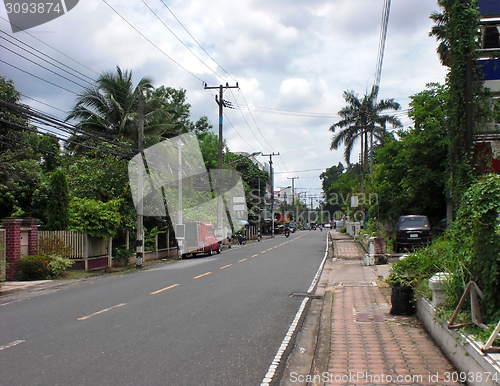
[24,218,39,256]
[2,218,23,281]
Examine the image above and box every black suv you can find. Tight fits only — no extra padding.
[394,215,432,253]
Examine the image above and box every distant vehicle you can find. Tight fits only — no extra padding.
[394,215,432,253]
[182,221,221,257]
[285,222,296,233]
[323,223,331,229]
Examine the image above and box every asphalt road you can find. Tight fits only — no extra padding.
[0,230,327,386]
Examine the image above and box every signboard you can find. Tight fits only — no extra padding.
[478,0,500,17]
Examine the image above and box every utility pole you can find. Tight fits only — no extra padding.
[262,152,279,238]
[287,176,299,207]
[136,92,144,269]
[204,82,238,240]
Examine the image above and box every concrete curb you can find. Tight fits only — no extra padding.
[417,298,500,386]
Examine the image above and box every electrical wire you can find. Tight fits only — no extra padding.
[0,31,96,85]
[159,0,236,83]
[0,16,99,76]
[101,0,205,84]
[1,44,89,90]
[141,0,226,82]
[0,59,79,95]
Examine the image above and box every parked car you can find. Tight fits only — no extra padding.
[394,215,432,253]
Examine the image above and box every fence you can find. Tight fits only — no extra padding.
[38,231,111,271]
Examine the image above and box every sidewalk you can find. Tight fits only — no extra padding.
[282,232,463,386]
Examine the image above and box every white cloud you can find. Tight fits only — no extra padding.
[0,0,447,206]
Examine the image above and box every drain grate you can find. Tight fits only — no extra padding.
[288,292,323,299]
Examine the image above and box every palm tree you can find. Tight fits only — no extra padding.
[429,0,450,67]
[329,86,402,190]
[65,66,170,155]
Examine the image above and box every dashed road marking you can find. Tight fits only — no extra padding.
[239,258,247,262]
[0,340,25,351]
[78,303,127,321]
[150,284,179,295]
[193,272,212,279]
[220,264,232,270]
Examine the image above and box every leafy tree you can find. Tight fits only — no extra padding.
[47,170,70,230]
[68,197,122,238]
[0,76,58,220]
[373,83,448,223]
[319,163,345,214]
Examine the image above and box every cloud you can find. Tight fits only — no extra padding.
[0,0,447,206]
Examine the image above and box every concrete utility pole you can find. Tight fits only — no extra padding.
[204,82,238,240]
[262,152,279,238]
[136,93,144,269]
[287,176,299,207]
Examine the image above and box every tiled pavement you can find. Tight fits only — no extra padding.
[324,232,463,386]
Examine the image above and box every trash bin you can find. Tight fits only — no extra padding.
[390,285,415,316]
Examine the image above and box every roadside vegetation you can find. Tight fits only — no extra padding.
[321,1,500,345]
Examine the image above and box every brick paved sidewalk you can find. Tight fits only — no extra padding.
[331,232,366,260]
[324,232,463,386]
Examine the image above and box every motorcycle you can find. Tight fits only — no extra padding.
[284,228,290,238]
[237,233,246,245]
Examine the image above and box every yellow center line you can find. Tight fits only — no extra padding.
[273,246,278,249]
[78,303,127,321]
[220,264,232,270]
[267,248,273,251]
[260,251,266,254]
[150,284,179,295]
[251,254,258,257]
[193,272,212,279]
[239,258,247,262]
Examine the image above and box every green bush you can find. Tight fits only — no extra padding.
[386,237,452,298]
[39,235,73,258]
[18,253,73,281]
[113,246,134,264]
[47,254,73,276]
[18,254,50,280]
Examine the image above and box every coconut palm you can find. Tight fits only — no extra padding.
[329,85,402,168]
[65,66,170,156]
[429,0,450,67]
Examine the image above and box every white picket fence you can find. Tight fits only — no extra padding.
[38,231,111,271]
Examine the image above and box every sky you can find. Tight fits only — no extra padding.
[0,0,448,208]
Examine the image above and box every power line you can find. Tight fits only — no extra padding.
[0,31,96,85]
[0,59,79,95]
[1,44,89,90]
[101,0,205,84]
[374,0,392,89]
[159,0,236,82]
[141,0,226,82]
[0,16,99,76]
